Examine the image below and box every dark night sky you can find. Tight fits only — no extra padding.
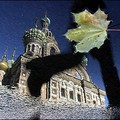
[0,0,120,106]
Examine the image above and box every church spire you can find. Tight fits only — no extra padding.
[2,48,7,61]
[45,11,47,18]
[11,48,16,60]
[34,17,39,28]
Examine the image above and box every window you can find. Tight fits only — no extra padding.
[21,80,24,84]
[36,45,40,53]
[50,47,56,55]
[32,44,34,52]
[96,96,98,100]
[69,91,73,99]
[28,45,30,51]
[52,89,57,94]
[93,100,96,105]
[22,72,26,77]
[86,94,91,99]
[77,94,81,102]
[49,32,52,37]
[46,31,49,36]
[21,80,25,84]
[61,88,65,97]
[39,48,41,54]
[52,81,57,87]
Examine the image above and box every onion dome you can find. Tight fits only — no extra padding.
[0,61,8,72]
[23,28,46,46]
[7,60,14,68]
[81,56,88,68]
[41,12,51,29]
[0,49,9,72]
[41,15,50,25]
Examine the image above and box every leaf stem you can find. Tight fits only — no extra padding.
[107,29,120,32]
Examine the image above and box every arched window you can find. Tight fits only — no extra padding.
[77,94,81,102]
[46,31,49,36]
[36,45,39,53]
[49,31,52,37]
[28,45,30,51]
[50,47,56,55]
[69,91,73,99]
[32,44,35,52]
[61,88,65,97]
[93,100,96,105]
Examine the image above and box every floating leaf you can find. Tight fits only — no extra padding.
[65,9,111,53]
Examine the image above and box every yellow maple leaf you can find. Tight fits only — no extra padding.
[65,9,111,53]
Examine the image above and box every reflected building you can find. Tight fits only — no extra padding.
[1,15,105,106]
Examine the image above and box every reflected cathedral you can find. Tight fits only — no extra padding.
[0,14,105,106]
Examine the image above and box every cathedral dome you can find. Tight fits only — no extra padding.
[0,61,8,72]
[41,16,50,25]
[7,60,14,68]
[81,56,88,68]
[23,28,46,45]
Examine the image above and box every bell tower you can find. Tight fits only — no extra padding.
[39,14,61,100]
[41,13,60,57]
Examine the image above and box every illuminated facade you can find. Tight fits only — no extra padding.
[1,15,105,106]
